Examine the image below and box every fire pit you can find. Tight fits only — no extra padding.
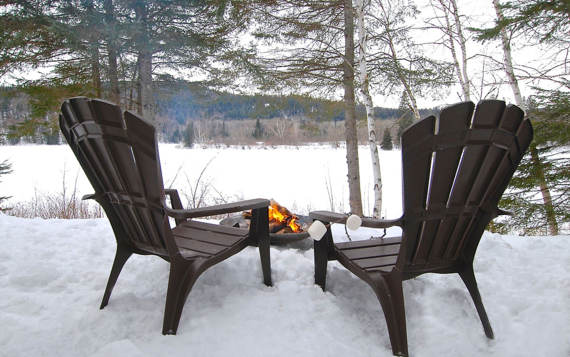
[219,200,311,244]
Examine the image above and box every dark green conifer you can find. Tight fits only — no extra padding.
[380,128,393,150]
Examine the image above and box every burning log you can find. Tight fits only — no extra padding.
[241,199,304,234]
[269,221,286,233]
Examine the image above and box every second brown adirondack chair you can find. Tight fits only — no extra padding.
[59,97,272,335]
[310,100,533,356]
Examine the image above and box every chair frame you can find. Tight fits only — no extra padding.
[60,97,272,335]
[310,100,533,356]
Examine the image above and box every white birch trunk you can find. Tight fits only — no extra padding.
[492,0,523,107]
[356,0,382,218]
[450,0,471,101]
[434,0,470,101]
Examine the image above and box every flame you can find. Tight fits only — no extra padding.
[268,200,302,233]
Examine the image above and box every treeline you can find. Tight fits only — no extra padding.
[0,83,436,144]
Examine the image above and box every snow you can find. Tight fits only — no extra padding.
[1,144,569,356]
[0,143,403,218]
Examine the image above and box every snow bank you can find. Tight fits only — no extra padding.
[1,214,568,357]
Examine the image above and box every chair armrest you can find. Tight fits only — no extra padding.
[164,189,184,210]
[309,210,403,228]
[497,208,513,216]
[82,193,100,201]
[164,198,270,220]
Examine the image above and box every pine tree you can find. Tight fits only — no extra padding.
[252,118,264,139]
[396,91,415,142]
[496,92,569,234]
[380,128,393,150]
[184,121,194,148]
[473,0,569,235]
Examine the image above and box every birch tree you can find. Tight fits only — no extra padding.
[365,0,453,122]
[427,0,472,101]
[355,0,382,217]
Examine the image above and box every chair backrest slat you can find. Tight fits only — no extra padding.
[401,116,436,263]
[400,100,532,271]
[411,102,474,265]
[60,97,168,253]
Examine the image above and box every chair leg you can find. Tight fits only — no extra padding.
[314,226,332,291]
[251,206,272,286]
[162,260,202,335]
[459,266,494,339]
[100,244,133,309]
[259,234,272,287]
[370,272,408,357]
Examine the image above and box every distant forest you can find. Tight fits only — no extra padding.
[0,82,437,145]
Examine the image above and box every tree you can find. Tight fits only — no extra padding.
[380,128,393,150]
[427,0,472,101]
[184,121,194,148]
[396,91,415,142]
[1,0,252,123]
[252,118,264,139]
[251,0,364,215]
[356,0,383,218]
[496,93,569,235]
[365,0,454,121]
[0,159,13,212]
[475,0,569,235]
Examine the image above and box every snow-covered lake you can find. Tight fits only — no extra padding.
[1,144,569,356]
[1,143,403,218]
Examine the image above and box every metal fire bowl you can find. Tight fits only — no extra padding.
[219,214,311,245]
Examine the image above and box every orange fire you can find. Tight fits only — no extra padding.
[268,200,302,233]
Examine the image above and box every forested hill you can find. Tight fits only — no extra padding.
[0,83,437,135]
[152,81,434,123]
[0,81,435,143]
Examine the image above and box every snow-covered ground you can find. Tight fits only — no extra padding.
[1,144,569,356]
[1,215,569,357]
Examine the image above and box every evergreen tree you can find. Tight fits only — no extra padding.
[380,128,393,150]
[221,120,229,137]
[0,159,12,212]
[252,118,264,139]
[496,92,569,234]
[184,121,194,148]
[474,0,569,235]
[396,91,415,142]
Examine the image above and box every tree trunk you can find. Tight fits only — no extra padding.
[356,0,382,218]
[450,0,470,101]
[85,0,101,98]
[529,143,559,235]
[436,0,470,101]
[343,0,363,216]
[379,2,421,121]
[134,2,154,121]
[104,0,121,104]
[90,46,102,98]
[492,0,523,106]
[493,0,558,235]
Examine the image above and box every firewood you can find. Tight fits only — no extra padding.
[269,222,286,233]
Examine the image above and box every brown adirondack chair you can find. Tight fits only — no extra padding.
[59,97,272,335]
[310,100,533,356]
